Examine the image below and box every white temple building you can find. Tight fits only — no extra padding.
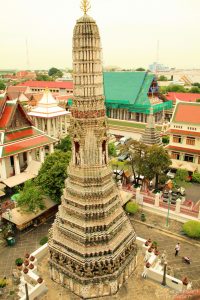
[28,90,70,139]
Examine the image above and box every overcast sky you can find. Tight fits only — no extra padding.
[0,0,199,70]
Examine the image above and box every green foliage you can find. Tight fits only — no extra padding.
[39,236,48,245]
[17,180,45,213]
[196,99,200,103]
[108,142,117,157]
[125,202,139,214]
[158,75,168,81]
[144,145,171,189]
[162,136,169,144]
[36,151,71,203]
[192,172,200,183]
[36,74,52,81]
[15,258,23,266]
[174,169,189,187]
[135,67,145,71]
[193,82,200,88]
[0,278,7,288]
[182,221,200,238]
[48,67,63,78]
[190,86,200,93]
[0,80,6,90]
[55,135,72,152]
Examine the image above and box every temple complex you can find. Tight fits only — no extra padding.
[48,1,137,299]
[28,90,69,139]
[141,107,162,146]
[0,96,57,187]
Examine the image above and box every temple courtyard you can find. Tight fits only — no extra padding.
[0,213,200,299]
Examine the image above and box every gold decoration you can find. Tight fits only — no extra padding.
[80,0,91,14]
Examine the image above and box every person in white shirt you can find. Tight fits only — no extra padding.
[175,242,180,256]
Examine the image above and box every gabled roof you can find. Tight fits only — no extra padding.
[0,100,33,130]
[166,92,200,103]
[18,80,73,89]
[7,86,29,94]
[172,102,200,124]
[103,72,172,113]
[28,90,68,118]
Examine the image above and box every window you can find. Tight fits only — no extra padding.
[171,152,180,160]
[174,125,182,129]
[186,137,195,145]
[187,127,196,131]
[184,154,194,163]
[173,135,181,143]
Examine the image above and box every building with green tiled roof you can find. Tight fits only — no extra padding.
[103,71,172,123]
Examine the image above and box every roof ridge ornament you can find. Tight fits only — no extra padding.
[80,0,91,14]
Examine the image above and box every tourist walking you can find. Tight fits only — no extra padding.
[175,242,180,256]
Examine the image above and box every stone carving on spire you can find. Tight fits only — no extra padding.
[80,0,91,14]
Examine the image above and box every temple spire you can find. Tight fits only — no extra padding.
[80,0,91,14]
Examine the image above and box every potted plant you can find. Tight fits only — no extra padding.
[30,256,35,262]
[23,268,29,274]
[148,247,153,253]
[182,277,189,286]
[37,277,43,284]
[155,249,159,256]
[15,258,23,270]
[29,263,34,270]
[152,241,158,249]
[146,262,151,268]
[24,260,29,267]
[25,253,30,259]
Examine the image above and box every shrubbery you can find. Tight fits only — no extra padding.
[182,221,200,238]
[192,172,200,183]
[40,236,48,245]
[125,202,139,214]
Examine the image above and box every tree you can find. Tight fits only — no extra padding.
[174,169,189,187]
[144,145,171,189]
[17,180,45,213]
[35,151,71,203]
[125,202,139,214]
[36,74,52,81]
[158,75,168,81]
[182,221,200,238]
[128,141,148,184]
[0,80,6,90]
[108,142,117,157]
[190,86,200,93]
[55,135,72,152]
[135,67,145,71]
[192,172,200,183]
[48,67,63,78]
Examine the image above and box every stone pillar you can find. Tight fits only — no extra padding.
[60,117,63,136]
[1,158,7,179]
[39,147,45,163]
[27,151,32,164]
[136,187,141,204]
[47,118,51,136]
[175,198,182,214]
[155,193,160,207]
[53,118,56,138]
[49,144,54,154]
[14,155,20,175]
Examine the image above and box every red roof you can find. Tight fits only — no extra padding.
[18,81,73,89]
[166,145,200,155]
[173,102,200,124]
[169,129,200,137]
[0,103,15,129]
[166,92,200,103]
[3,135,54,157]
[5,127,41,143]
[7,86,28,93]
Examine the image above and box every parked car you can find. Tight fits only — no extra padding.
[118,153,129,162]
[166,169,176,179]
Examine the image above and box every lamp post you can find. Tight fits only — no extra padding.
[161,261,167,286]
[166,190,172,227]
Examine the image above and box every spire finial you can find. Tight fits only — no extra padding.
[81,0,91,14]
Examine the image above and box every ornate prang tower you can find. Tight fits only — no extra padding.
[48,1,137,298]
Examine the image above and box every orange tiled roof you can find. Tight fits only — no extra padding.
[173,102,200,124]
[166,145,200,155]
[166,92,200,103]
[169,129,200,137]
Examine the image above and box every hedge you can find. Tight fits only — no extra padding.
[182,221,200,238]
[125,202,139,214]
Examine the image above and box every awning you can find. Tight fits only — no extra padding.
[2,198,56,227]
[2,160,42,188]
[170,159,197,173]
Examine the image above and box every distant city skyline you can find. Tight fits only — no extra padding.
[0,0,200,70]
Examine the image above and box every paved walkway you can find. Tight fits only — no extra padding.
[0,218,53,277]
[133,221,200,289]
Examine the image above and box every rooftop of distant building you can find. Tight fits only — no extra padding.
[172,101,200,124]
